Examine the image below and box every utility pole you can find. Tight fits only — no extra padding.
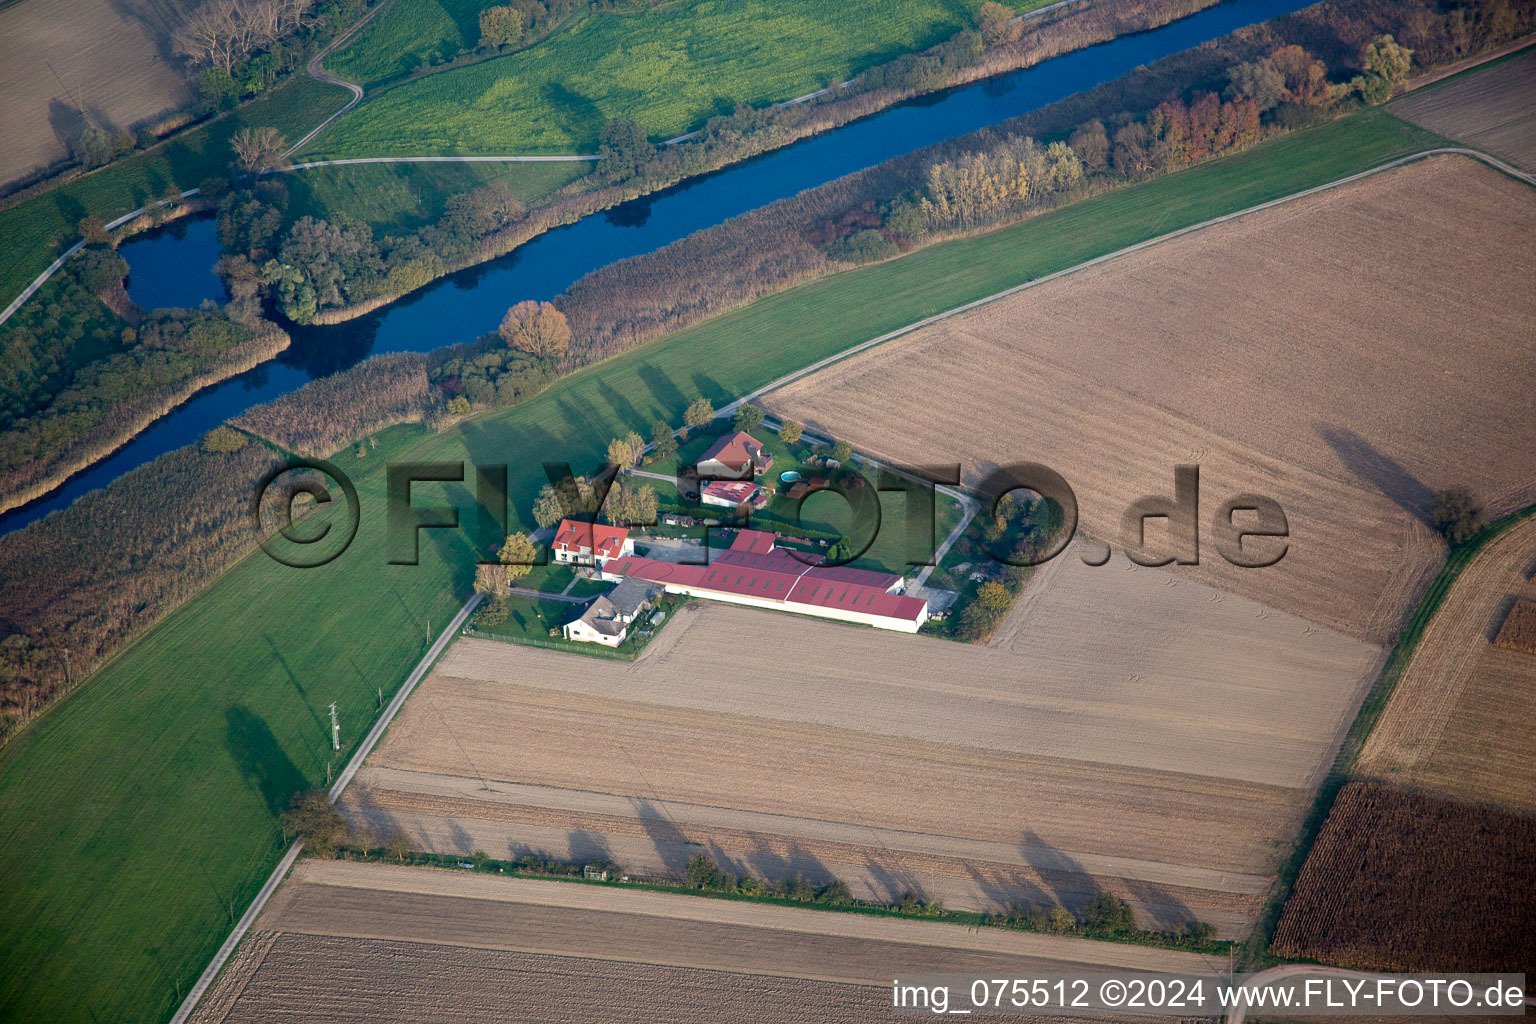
[328,702,340,752]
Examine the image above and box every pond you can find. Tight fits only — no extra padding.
[117,213,227,311]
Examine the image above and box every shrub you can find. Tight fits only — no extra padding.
[1084,892,1135,932]
[825,228,898,264]
[1431,486,1483,544]
[200,426,249,453]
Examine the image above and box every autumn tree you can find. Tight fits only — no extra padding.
[1225,57,1285,111]
[532,475,597,527]
[73,126,115,169]
[230,125,288,174]
[1365,34,1414,83]
[1355,34,1413,104]
[78,215,111,247]
[281,790,347,856]
[1068,120,1109,175]
[975,0,1021,46]
[1268,45,1335,107]
[831,439,852,464]
[478,4,526,48]
[474,532,537,596]
[975,581,1012,616]
[778,419,802,446]
[683,397,714,431]
[499,299,571,359]
[607,434,638,471]
[607,481,658,525]
[385,830,412,862]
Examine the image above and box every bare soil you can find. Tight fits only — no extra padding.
[765,156,1536,646]
[191,859,1209,1022]
[0,0,195,185]
[342,557,1380,937]
[1390,49,1536,170]
[1358,513,1536,812]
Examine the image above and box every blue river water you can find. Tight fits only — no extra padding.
[1,0,1311,536]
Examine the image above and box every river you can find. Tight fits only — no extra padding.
[1,0,1310,536]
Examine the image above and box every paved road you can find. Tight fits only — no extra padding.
[283,0,393,157]
[157,145,1536,1023]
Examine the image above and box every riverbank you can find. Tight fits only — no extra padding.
[0,107,1456,1023]
[294,0,1227,325]
[0,323,290,515]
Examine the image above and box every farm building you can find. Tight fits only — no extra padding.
[601,529,928,632]
[562,578,661,646]
[552,519,632,566]
[695,431,773,479]
[700,479,767,510]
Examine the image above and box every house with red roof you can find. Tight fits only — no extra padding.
[695,431,773,480]
[600,529,927,633]
[700,479,767,510]
[552,519,633,567]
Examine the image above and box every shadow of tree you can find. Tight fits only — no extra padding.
[1319,424,1435,526]
[224,704,307,818]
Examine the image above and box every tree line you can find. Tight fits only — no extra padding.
[0,243,285,511]
[553,0,1528,365]
[2,0,1529,748]
[214,0,1234,328]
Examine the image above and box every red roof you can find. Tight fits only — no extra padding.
[553,519,630,559]
[698,431,770,473]
[603,541,925,624]
[731,529,776,554]
[702,480,759,504]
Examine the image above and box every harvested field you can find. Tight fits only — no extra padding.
[764,155,1536,647]
[1270,781,1536,972]
[0,0,195,186]
[1359,513,1536,812]
[191,859,1208,1022]
[1494,598,1536,655]
[341,560,1381,937]
[1390,49,1536,170]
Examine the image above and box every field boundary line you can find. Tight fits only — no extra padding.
[740,146,1532,413]
[167,590,483,1024]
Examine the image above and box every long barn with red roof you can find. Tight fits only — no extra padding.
[600,529,928,633]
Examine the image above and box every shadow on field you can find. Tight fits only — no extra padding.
[1319,424,1435,526]
[224,705,307,817]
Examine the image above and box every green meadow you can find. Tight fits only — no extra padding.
[312,0,1044,156]
[0,110,1439,1024]
[285,159,587,235]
